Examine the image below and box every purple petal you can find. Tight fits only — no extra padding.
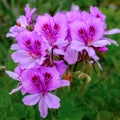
[70,21,87,41]
[21,87,27,95]
[11,44,21,50]
[64,46,78,64]
[61,80,70,87]
[22,68,43,94]
[34,14,53,34]
[39,67,61,91]
[17,15,28,27]
[53,12,68,40]
[38,96,48,118]
[86,47,99,60]
[25,4,30,17]
[90,6,106,22]
[53,49,65,55]
[46,93,60,109]
[9,85,22,94]
[98,46,108,52]
[22,93,41,106]
[109,39,118,46]
[71,4,80,11]
[25,4,36,18]
[54,60,67,76]
[12,50,36,69]
[12,50,30,62]
[6,33,16,38]
[70,40,86,51]
[86,15,105,40]
[104,29,120,35]
[92,40,111,47]
[5,70,19,80]
[66,11,81,23]
[6,25,23,38]
[30,8,36,15]
[87,47,95,56]
[81,11,90,21]
[55,39,68,48]
[104,37,118,46]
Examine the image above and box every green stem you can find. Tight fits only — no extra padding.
[78,83,87,98]
[73,62,78,72]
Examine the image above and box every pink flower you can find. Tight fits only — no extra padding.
[69,15,111,61]
[34,13,68,55]
[12,31,46,69]
[6,4,36,38]
[22,66,70,118]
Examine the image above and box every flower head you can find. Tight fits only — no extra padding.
[22,66,70,118]
[35,13,68,55]
[6,4,36,38]
[69,14,110,62]
[12,31,46,69]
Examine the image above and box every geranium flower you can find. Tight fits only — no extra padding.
[69,15,111,61]
[12,31,46,69]
[34,12,68,55]
[22,66,70,118]
[6,4,36,38]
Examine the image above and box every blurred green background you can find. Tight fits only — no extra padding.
[0,0,120,120]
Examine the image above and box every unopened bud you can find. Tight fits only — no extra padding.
[0,66,6,76]
[0,66,6,71]
[78,73,86,79]
[86,74,91,83]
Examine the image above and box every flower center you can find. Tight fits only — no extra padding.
[87,38,93,46]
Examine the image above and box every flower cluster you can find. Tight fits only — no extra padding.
[6,4,119,118]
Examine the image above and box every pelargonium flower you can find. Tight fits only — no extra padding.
[6,4,36,38]
[22,66,70,118]
[6,4,120,119]
[69,15,111,61]
[34,12,68,55]
[12,31,46,69]
[5,65,26,95]
[90,6,120,44]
